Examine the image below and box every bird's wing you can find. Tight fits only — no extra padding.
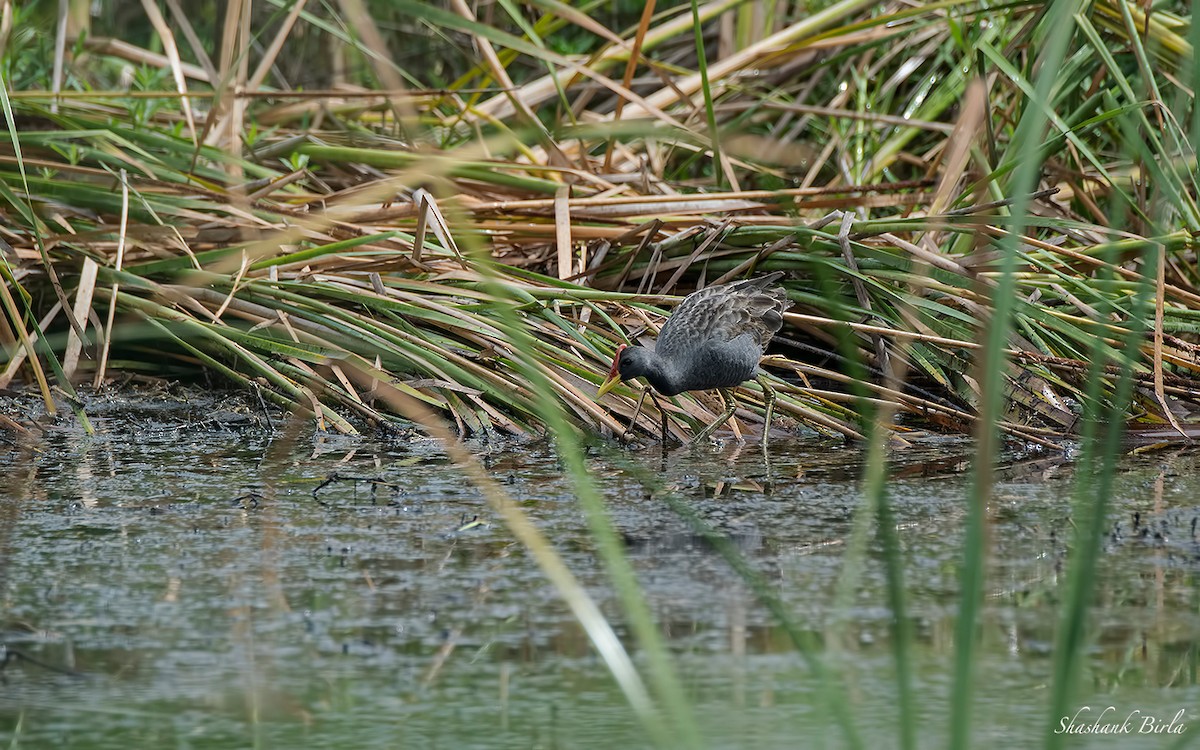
[655,274,792,359]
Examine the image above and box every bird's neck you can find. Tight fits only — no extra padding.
[639,351,687,396]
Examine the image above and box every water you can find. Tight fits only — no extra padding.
[1,387,1198,748]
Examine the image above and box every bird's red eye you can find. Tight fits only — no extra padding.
[608,344,627,378]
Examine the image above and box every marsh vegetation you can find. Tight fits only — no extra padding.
[2,0,1199,747]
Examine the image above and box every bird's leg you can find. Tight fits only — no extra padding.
[757,374,777,450]
[690,388,739,445]
[622,387,677,446]
[646,390,672,444]
[621,386,651,440]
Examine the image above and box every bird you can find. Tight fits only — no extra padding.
[595,272,792,446]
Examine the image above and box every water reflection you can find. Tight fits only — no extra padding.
[0,395,1197,748]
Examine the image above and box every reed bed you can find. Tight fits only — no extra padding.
[3,0,1198,747]
[2,1,1198,445]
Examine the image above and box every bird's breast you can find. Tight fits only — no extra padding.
[672,336,761,392]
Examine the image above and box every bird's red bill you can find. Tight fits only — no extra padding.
[595,344,626,399]
[607,344,626,378]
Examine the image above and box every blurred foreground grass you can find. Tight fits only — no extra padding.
[1,0,1198,747]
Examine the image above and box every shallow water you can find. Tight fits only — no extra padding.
[1,390,1198,749]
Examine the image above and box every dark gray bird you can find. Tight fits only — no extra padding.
[596,272,792,445]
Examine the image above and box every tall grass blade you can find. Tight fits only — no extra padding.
[953,0,1087,746]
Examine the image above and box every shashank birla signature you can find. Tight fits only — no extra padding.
[1055,707,1188,735]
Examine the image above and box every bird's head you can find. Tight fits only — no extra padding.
[596,345,659,397]
[596,344,632,398]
